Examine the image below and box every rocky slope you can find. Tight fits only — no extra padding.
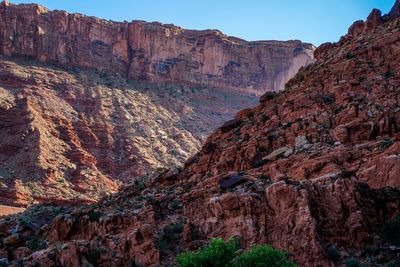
[0,2,399,267]
[0,1,314,93]
[0,1,316,207]
[0,57,259,206]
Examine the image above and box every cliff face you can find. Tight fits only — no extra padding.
[0,1,314,93]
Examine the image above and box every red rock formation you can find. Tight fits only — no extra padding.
[0,2,314,94]
[1,2,400,267]
[0,58,259,206]
[0,1,316,206]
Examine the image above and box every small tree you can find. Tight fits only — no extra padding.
[176,238,297,267]
[233,245,296,267]
[176,238,238,267]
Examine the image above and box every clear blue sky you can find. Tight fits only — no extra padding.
[11,0,395,45]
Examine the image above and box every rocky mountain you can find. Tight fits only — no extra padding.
[0,1,315,207]
[0,1,314,94]
[0,57,260,206]
[1,1,399,267]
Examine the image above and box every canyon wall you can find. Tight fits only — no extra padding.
[0,1,314,93]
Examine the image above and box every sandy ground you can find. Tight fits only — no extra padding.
[0,205,25,216]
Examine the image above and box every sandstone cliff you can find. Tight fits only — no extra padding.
[1,2,399,267]
[0,1,314,93]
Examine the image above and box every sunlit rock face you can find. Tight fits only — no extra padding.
[0,2,314,94]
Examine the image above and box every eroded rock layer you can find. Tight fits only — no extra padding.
[0,1,314,93]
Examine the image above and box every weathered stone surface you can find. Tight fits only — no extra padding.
[295,135,309,150]
[0,2,314,93]
[262,146,293,161]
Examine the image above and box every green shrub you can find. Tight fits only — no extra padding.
[380,214,400,245]
[133,179,145,190]
[88,210,102,222]
[346,52,355,59]
[25,238,47,251]
[258,174,270,182]
[176,238,238,267]
[155,223,184,252]
[170,199,182,210]
[333,106,344,115]
[326,245,341,263]
[252,159,267,168]
[345,257,362,267]
[322,95,334,105]
[384,70,394,78]
[87,247,103,264]
[381,138,394,150]
[260,114,270,122]
[233,245,296,267]
[176,239,297,267]
[163,223,184,241]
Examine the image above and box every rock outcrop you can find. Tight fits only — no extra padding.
[0,1,314,93]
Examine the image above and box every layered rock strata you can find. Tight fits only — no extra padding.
[0,1,314,93]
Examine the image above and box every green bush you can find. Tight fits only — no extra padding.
[176,238,238,267]
[155,223,184,252]
[326,245,341,263]
[381,138,394,150]
[258,174,270,182]
[260,114,270,122]
[88,210,102,222]
[380,214,400,245]
[25,238,47,251]
[345,257,362,267]
[233,245,296,267]
[252,159,267,168]
[384,70,394,78]
[346,52,355,59]
[176,238,297,267]
[322,95,334,105]
[170,199,182,210]
[87,247,103,264]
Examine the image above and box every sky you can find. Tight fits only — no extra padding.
[11,0,396,46]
